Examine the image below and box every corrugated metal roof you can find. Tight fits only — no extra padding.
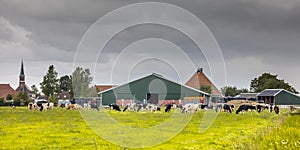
[99,73,211,96]
[236,93,258,98]
[257,89,282,96]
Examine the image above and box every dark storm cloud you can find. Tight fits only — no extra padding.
[179,0,300,56]
[0,0,299,90]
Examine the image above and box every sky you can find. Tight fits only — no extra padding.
[0,0,299,92]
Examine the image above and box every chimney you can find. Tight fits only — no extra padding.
[197,68,203,73]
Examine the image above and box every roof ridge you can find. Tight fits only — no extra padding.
[99,73,210,96]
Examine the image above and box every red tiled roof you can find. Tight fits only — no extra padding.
[185,69,222,96]
[0,84,18,99]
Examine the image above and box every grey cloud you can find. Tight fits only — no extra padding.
[0,0,299,90]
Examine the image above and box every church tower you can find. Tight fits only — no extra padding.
[15,59,31,93]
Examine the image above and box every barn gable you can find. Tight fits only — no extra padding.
[0,84,18,100]
[185,68,222,96]
[100,73,210,105]
[275,90,300,105]
[257,89,300,105]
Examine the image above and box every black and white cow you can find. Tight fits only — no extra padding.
[10,103,16,109]
[145,103,160,112]
[215,104,234,113]
[256,105,262,113]
[223,104,234,113]
[42,103,54,111]
[215,104,223,112]
[122,104,129,112]
[123,103,142,112]
[39,105,44,111]
[165,103,176,113]
[236,104,256,114]
[109,104,121,111]
[200,105,208,110]
[181,103,201,113]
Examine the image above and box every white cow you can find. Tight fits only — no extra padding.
[145,103,160,112]
[123,103,140,112]
[181,103,201,113]
[42,103,54,111]
[83,103,91,110]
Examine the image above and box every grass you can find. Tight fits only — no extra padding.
[0,106,299,149]
[252,113,300,150]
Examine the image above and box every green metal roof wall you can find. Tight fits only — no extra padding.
[275,90,300,105]
[101,74,210,105]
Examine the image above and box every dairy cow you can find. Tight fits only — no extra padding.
[236,104,256,114]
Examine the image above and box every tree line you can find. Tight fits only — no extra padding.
[39,68,299,99]
[3,65,297,105]
[217,73,298,97]
[1,65,96,105]
[33,65,96,102]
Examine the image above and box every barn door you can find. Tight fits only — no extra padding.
[147,93,158,104]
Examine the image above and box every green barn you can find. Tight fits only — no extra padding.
[100,73,210,106]
[257,89,300,105]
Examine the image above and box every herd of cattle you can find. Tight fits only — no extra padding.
[27,99,280,114]
[27,99,100,111]
[28,102,54,111]
[107,102,280,114]
[215,103,279,114]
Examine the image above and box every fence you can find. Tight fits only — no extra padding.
[74,97,102,107]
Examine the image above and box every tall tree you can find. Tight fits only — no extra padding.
[238,88,249,93]
[40,65,60,100]
[68,75,74,99]
[72,67,96,97]
[31,85,39,97]
[221,86,240,97]
[221,86,251,97]
[250,73,298,94]
[59,75,70,91]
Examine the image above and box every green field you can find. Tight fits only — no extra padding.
[0,107,300,150]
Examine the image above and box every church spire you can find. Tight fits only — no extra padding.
[16,58,30,93]
[20,58,25,76]
[19,59,25,84]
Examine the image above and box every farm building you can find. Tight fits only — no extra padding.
[100,73,210,106]
[15,59,31,93]
[0,60,31,100]
[0,84,18,100]
[257,89,300,105]
[185,68,222,96]
[234,93,258,101]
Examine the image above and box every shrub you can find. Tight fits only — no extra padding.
[6,94,13,100]
[13,99,21,106]
[0,98,4,106]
